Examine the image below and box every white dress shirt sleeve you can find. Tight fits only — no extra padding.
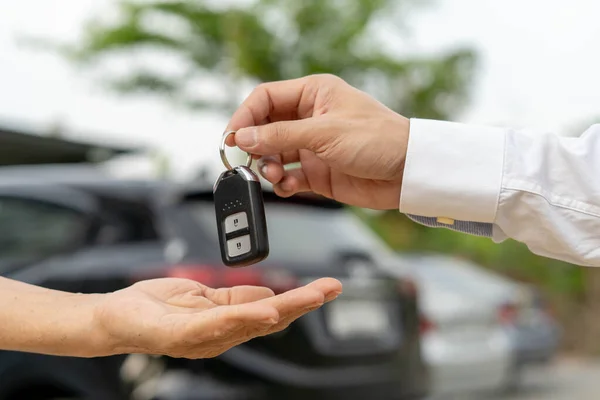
[399,118,600,267]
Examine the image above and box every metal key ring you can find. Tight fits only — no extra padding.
[220,130,253,170]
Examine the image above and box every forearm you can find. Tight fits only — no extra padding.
[400,119,600,267]
[0,277,106,357]
[491,125,600,265]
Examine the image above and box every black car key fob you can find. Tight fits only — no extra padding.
[214,132,269,267]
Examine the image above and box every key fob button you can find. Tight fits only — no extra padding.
[224,211,249,233]
[227,235,251,257]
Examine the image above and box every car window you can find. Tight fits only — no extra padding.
[0,197,86,272]
[186,202,394,263]
[264,204,394,261]
[404,256,513,299]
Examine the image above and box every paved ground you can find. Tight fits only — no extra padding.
[495,358,600,400]
[443,357,600,400]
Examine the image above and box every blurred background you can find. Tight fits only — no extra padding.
[0,1,599,399]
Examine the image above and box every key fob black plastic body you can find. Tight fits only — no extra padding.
[213,166,269,267]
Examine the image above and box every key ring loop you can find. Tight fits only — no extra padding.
[220,130,253,170]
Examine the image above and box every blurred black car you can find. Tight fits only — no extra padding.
[0,165,429,400]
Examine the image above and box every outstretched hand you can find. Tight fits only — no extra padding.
[95,277,342,359]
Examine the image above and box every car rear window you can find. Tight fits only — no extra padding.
[404,256,514,300]
[183,201,393,263]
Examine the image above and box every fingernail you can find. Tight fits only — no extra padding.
[325,291,342,302]
[236,127,257,148]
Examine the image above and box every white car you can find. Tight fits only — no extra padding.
[381,252,515,397]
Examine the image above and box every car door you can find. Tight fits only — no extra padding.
[0,186,132,400]
[0,185,97,277]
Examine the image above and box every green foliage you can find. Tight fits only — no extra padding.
[354,209,588,301]
[58,0,476,119]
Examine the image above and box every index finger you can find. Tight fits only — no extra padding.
[225,76,319,146]
[254,277,342,318]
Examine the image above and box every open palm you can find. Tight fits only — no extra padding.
[95,277,341,359]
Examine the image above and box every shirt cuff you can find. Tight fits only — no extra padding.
[399,118,506,223]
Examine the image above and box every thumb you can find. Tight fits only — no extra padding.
[233,119,329,155]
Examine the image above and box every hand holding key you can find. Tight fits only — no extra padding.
[225,74,411,210]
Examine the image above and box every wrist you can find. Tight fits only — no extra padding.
[81,293,116,357]
[90,292,136,357]
[397,114,410,183]
[399,118,506,221]
[388,113,409,181]
[91,291,148,357]
[386,114,409,210]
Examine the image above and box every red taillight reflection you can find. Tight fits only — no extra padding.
[397,277,419,298]
[257,269,299,294]
[150,264,299,294]
[222,269,264,288]
[498,303,518,325]
[167,265,219,287]
[419,314,435,335]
